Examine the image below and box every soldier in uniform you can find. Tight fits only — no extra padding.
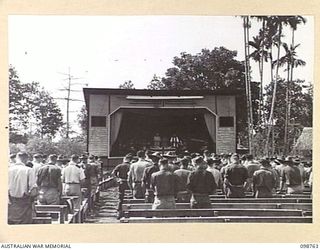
[151,158,179,209]
[244,154,261,192]
[8,152,36,224]
[142,152,161,203]
[62,154,86,209]
[174,157,191,202]
[224,153,248,198]
[252,159,276,198]
[128,150,152,199]
[187,156,216,208]
[278,157,303,194]
[112,154,132,216]
[37,154,62,205]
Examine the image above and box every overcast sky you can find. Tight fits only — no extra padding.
[8,15,314,134]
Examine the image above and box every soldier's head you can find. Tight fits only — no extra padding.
[259,159,270,168]
[192,156,206,169]
[137,150,145,159]
[9,153,16,164]
[70,154,80,164]
[230,153,240,164]
[180,157,189,169]
[48,154,58,164]
[246,154,254,161]
[159,158,169,170]
[88,155,95,162]
[33,153,43,163]
[16,152,29,164]
[203,150,210,157]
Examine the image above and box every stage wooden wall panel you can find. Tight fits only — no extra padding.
[216,96,236,154]
[88,94,110,156]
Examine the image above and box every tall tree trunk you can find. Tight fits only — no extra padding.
[260,18,266,125]
[288,28,296,152]
[284,62,291,155]
[243,16,253,154]
[266,22,282,156]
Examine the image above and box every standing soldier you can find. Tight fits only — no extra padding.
[9,154,16,167]
[206,158,223,191]
[85,155,100,213]
[278,157,303,194]
[112,154,132,214]
[32,153,44,177]
[128,150,152,199]
[142,152,161,203]
[174,157,191,202]
[187,156,216,208]
[252,159,276,198]
[8,152,36,224]
[244,154,261,191]
[151,158,179,209]
[224,153,248,198]
[62,154,86,209]
[37,154,62,205]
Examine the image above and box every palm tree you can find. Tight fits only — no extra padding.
[249,16,270,126]
[242,15,254,154]
[249,33,269,125]
[273,42,306,153]
[265,16,291,155]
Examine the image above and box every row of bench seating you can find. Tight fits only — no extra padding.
[32,177,114,224]
[120,189,312,223]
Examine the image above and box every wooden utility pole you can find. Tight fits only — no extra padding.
[56,67,86,138]
[243,16,254,154]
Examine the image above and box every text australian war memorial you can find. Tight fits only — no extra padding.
[83,88,237,166]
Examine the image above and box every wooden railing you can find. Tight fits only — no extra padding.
[32,177,115,224]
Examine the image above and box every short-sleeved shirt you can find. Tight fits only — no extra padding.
[9,163,36,198]
[128,159,152,183]
[253,168,276,191]
[174,168,191,191]
[84,161,100,180]
[62,162,85,184]
[37,163,62,188]
[225,163,248,186]
[113,162,130,180]
[206,167,222,187]
[142,164,159,189]
[151,170,179,197]
[187,169,217,195]
[280,165,302,187]
[246,161,261,178]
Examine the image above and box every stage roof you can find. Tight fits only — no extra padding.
[83,88,237,106]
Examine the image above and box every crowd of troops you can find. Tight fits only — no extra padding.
[8,152,102,224]
[112,150,312,217]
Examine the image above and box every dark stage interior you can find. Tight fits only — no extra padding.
[110,108,215,157]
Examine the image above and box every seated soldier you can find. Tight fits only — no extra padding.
[151,158,179,209]
[187,156,216,208]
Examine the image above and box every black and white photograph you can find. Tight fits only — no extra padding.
[7,15,314,225]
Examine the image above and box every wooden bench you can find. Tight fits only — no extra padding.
[34,205,68,223]
[123,197,312,204]
[120,216,312,223]
[32,216,52,224]
[122,208,303,218]
[122,203,312,211]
